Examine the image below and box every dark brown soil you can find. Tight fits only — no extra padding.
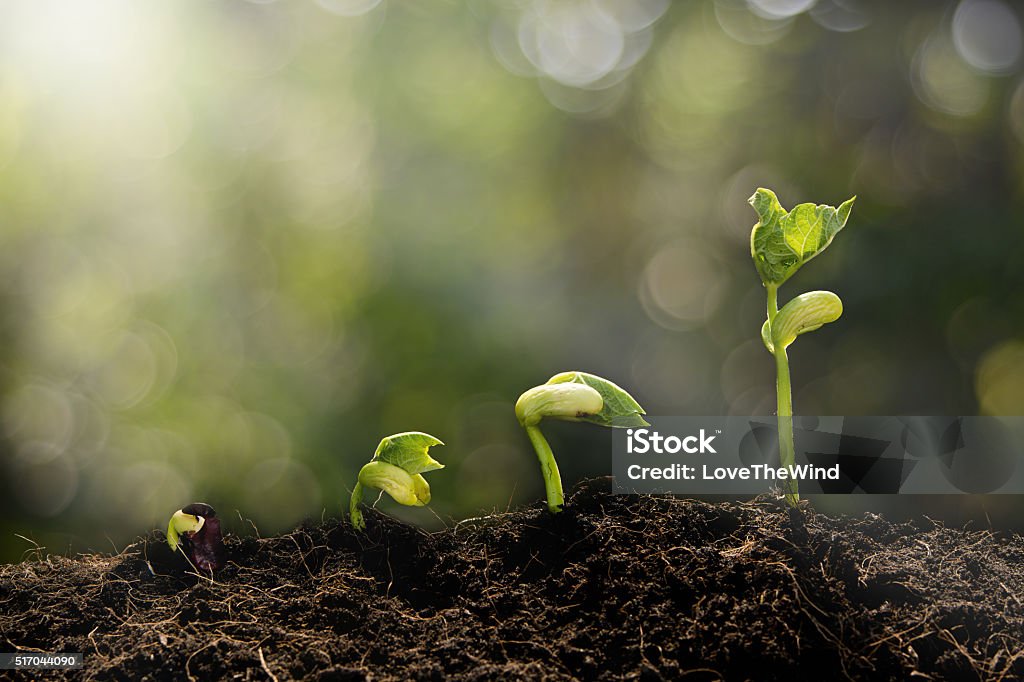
[2,480,1024,680]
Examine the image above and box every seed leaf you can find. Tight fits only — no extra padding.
[750,188,855,286]
[358,461,431,506]
[373,431,445,474]
[771,290,843,350]
[546,371,648,428]
[515,382,604,427]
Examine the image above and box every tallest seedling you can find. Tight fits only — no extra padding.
[750,188,855,506]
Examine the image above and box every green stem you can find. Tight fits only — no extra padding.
[526,425,564,513]
[774,347,799,505]
[767,284,798,506]
[349,481,366,530]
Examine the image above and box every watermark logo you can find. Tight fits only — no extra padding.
[626,428,718,454]
[613,417,1024,495]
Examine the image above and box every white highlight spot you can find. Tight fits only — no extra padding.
[953,0,1022,74]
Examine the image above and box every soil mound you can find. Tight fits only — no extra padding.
[2,480,1023,680]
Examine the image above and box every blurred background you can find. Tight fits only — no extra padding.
[1,0,1023,562]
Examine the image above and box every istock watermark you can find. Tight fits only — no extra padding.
[613,417,1024,495]
[625,428,718,454]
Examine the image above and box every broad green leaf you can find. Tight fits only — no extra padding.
[373,431,445,474]
[546,371,648,428]
[771,290,843,350]
[750,188,855,286]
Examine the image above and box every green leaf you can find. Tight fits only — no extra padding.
[750,188,855,286]
[771,290,843,350]
[373,431,445,475]
[546,371,648,428]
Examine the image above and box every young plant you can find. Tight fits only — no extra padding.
[349,431,445,531]
[516,371,647,513]
[749,187,855,506]
[167,502,226,572]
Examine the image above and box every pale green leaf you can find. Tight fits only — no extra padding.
[771,290,843,350]
[545,371,648,428]
[373,431,445,474]
[515,382,604,427]
[358,461,431,506]
[750,188,855,286]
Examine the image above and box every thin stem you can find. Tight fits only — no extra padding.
[767,283,798,506]
[774,347,799,506]
[349,481,365,530]
[525,425,564,513]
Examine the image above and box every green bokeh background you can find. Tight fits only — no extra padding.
[2,0,1024,562]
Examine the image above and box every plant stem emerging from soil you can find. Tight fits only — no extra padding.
[767,285,798,505]
[350,482,366,531]
[750,188,854,508]
[526,424,564,513]
[515,372,647,514]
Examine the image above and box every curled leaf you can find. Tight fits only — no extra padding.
[545,371,648,428]
[750,188,855,286]
[516,382,603,427]
[358,461,431,506]
[771,290,843,350]
[373,431,444,475]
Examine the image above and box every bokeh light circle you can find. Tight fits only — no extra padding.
[952,0,1022,74]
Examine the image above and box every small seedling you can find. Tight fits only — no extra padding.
[749,187,855,506]
[349,431,445,530]
[167,502,226,572]
[516,371,647,513]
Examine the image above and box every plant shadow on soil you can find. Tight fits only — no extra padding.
[2,478,1024,681]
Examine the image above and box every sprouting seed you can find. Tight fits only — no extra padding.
[349,432,445,531]
[516,371,647,513]
[167,502,226,572]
